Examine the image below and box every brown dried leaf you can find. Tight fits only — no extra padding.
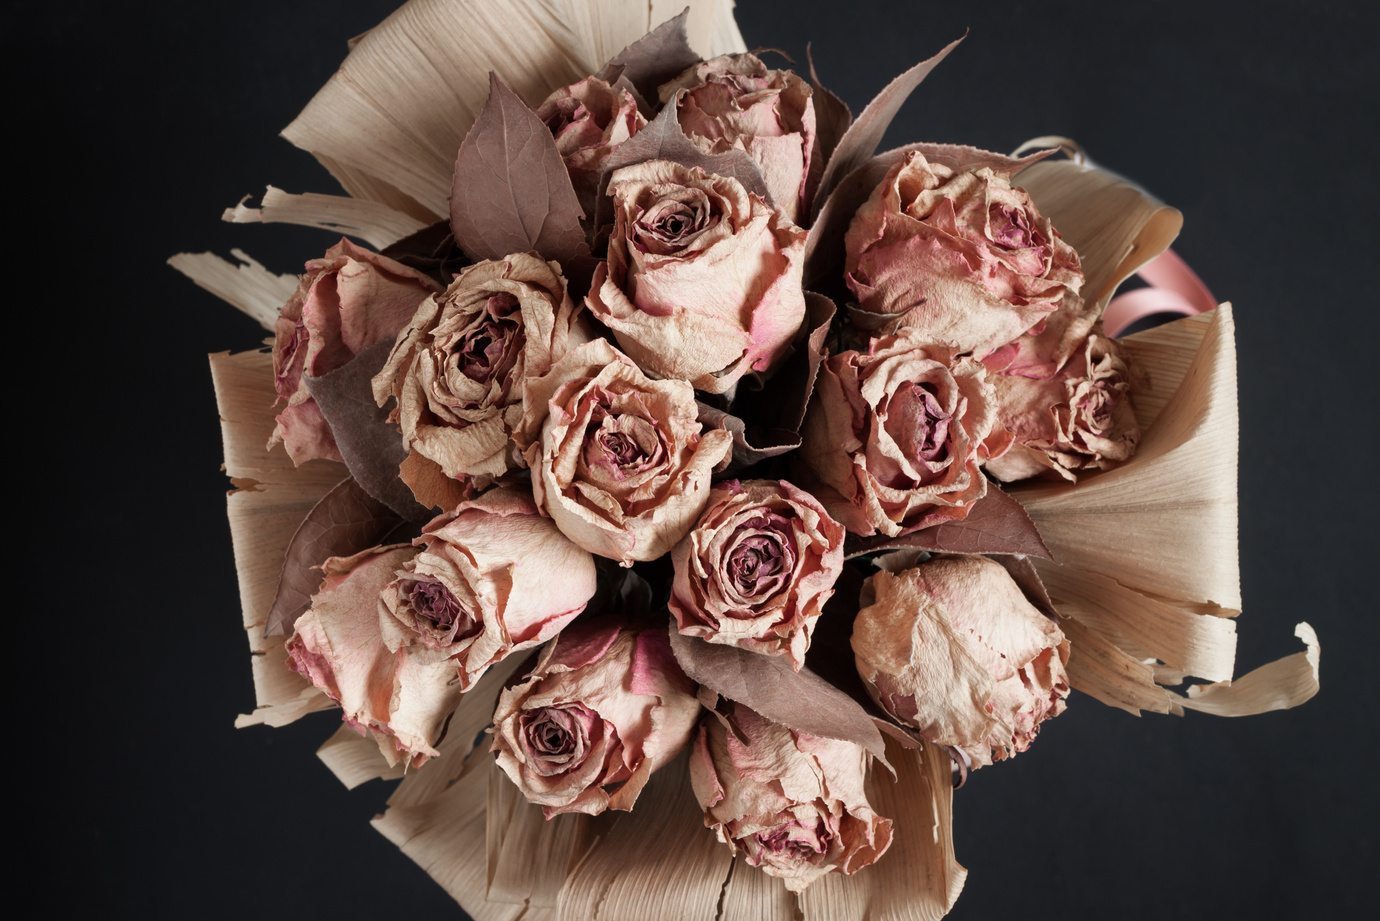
[449,73,593,275]
[598,9,701,106]
[846,481,1052,560]
[302,340,430,521]
[807,45,851,173]
[668,623,888,764]
[811,35,964,217]
[989,554,1062,621]
[264,476,406,637]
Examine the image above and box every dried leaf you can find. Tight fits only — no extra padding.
[379,219,469,283]
[807,45,851,173]
[302,340,430,521]
[811,35,964,217]
[263,476,406,637]
[669,625,889,764]
[989,554,1062,621]
[222,185,426,250]
[599,9,700,104]
[846,481,1052,560]
[450,73,593,280]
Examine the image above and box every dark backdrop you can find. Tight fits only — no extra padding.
[16,1,1377,918]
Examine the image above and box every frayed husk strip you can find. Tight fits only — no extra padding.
[282,0,745,219]
[486,762,593,908]
[210,349,347,726]
[797,739,964,921]
[1180,623,1320,716]
[222,186,427,250]
[169,250,297,331]
[1058,618,1176,716]
[317,725,408,790]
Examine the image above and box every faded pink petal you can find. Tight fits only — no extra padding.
[535,76,647,219]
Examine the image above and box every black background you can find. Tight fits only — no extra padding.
[16,1,1378,918]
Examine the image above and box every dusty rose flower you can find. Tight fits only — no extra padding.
[586,159,807,395]
[286,544,460,768]
[669,479,844,670]
[985,333,1141,482]
[271,238,440,465]
[799,330,1007,537]
[372,254,581,487]
[517,338,734,564]
[689,704,892,891]
[535,75,646,219]
[661,52,818,223]
[852,555,1070,768]
[844,151,1084,359]
[490,618,701,817]
[378,487,597,691]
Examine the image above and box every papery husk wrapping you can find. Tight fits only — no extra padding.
[281,0,746,220]
[222,186,426,250]
[172,250,297,331]
[210,349,346,726]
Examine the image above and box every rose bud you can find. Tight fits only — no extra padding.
[689,704,893,892]
[799,330,1007,538]
[985,333,1141,482]
[517,338,734,564]
[378,487,598,691]
[371,254,583,490]
[585,159,807,396]
[660,52,818,224]
[490,618,701,818]
[271,238,440,465]
[535,75,646,220]
[852,555,1070,768]
[669,479,845,670]
[286,544,461,768]
[843,151,1084,360]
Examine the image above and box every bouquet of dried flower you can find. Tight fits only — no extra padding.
[174,2,1320,917]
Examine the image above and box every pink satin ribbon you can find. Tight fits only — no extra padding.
[1104,248,1218,337]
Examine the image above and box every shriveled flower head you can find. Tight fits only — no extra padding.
[852,555,1070,768]
[689,704,893,892]
[535,75,646,219]
[661,52,818,223]
[490,617,701,817]
[379,487,598,691]
[517,338,734,564]
[799,330,1007,537]
[271,238,439,465]
[985,333,1141,482]
[372,254,581,491]
[669,479,845,670]
[586,159,807,395]
[844,151,1084,360]
[286,544,460,769]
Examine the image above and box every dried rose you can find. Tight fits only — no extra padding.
[286,544,460,768]
[985,333,1141,482]
[689,703,892,892]
[798,330,1006,537]
[852,555,1070,768]
[371,254,581,489]
[585,159,807,395]
[661,52,818,223]
[844,151,1083,359]
[271,238,440,465]
[669,479,844,670]
[490,618,701,817]
[378,486,597,691]
[535,75,646,220]
[517,338,733,564]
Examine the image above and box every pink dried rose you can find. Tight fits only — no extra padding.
[669,479,844,670]
[371,254,583,492]
[798,330,1009,537]
[490,617,701,817]
[585,159,807,395]
[852,554,1070,768]
[517,338,734,564]
[271,238,440,465]
[378,486,597,691]
[286,544,460,768]
[844,151,1084,360]
[535,75,646,219]
[661,52,818,223]
[985,333,1141,482]
[689,703,893,892]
